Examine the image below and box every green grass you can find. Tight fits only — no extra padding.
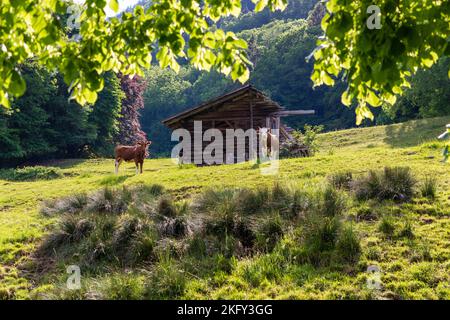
[1,116,450,300]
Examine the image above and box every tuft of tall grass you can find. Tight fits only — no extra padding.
[144,256,186,299]
[86,187,129,214]
[112,215,143,249]
[233,218,256,249]
[157,196,178,218]
[255,215,284,252]
[100,273,146,300]
[303,215,341,254]
[235,187,270,215]
[40,193,88,216]
[354,167,416,202]
[398,220,415,239]
[336,225,361,263]
[319,185,347,217]
[420,177,437,200]
[328,171,353,190]
[378,215,396,237]
[157,216,191,239]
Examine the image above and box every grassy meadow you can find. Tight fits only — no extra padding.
[1,116,450,300]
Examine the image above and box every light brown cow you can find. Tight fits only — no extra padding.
[257,127,278,157]
[114,140,151,174]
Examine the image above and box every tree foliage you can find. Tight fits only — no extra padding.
[311,0,450,124]
[0,0,288,108]
[0,65,124,165]
[117,74,147,145]
[87,72,123,156]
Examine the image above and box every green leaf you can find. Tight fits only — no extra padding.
[238,67,250,83]
[83,87,98,104]
[0,90,11,108]
[10,70,26,97]
[384,93,397,105]
[366,90,381,107]
[109,0,119,13]
[321,71,334,86]
[255,0,268,12]
[355,104,374,125]
[341,90,352,106]
[234,39,248,49]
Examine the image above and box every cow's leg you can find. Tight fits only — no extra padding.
[135,160,139,175]
[140,160,144,174]
[115,158,121,174]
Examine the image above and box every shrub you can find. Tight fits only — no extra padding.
[328,171,353,190]
[291,125,324,155]
[271,182,291,203]
[336,225,361,263]
[354,167,416,202]
[0,166,62,181]
[56,215,94,243]
[64,193,88,214]
[420,177,437,200]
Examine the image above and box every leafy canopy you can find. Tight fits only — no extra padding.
[0,0,287,108]
[311,0,450,124]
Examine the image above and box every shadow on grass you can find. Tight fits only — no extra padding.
[383,117,449,148]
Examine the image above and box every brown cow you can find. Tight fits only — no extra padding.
[114,140,151,174]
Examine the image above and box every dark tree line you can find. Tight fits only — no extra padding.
[0,63,146,167]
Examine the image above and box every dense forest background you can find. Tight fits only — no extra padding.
[1,0,449,164]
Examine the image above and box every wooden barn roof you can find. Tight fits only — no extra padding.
[162,85,284,127]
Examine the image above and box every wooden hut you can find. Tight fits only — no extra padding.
[162,85,314,164]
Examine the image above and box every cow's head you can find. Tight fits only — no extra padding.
[257,127,271,135]
[137,140,152,148]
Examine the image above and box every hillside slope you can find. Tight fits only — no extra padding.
[0,116,449,299]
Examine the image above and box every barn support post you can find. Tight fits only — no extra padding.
[249,98,255,160]
[193,120,203,164]
[275,117,280,130]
